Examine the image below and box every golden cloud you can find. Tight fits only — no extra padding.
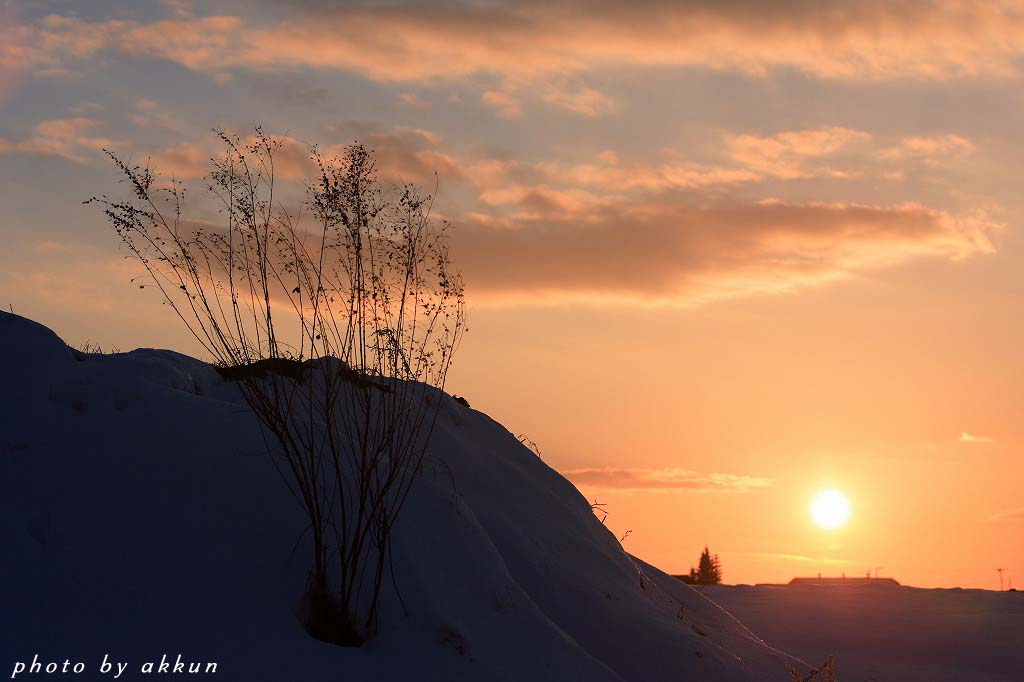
[562,466,773,493]
[990,507,1024,521]
[453,199,1002,306]
[6,116,993,311]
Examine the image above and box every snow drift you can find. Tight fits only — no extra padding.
[0,312,800,681]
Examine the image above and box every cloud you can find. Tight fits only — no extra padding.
[481,90,523,118]
[540,84,616,117]
[737,552,855,566]
[463,145,772,210]
[463,126,965,203]
[244,74,329,108]
[562,466,773,493]
[990,508,1024,521]
[68,100,103,115]
[959,431,993,443]
[142,133,313,182]
[726,127,873,179]
[398,92,431,111]
[566,156,764,193]
[454,199,1002,306]
[0,118,117,163]
[16,116,994,311]
[128,98,187,133]
[137,123,460,188]
[144,140,214,179]
[344,125,463,184]
[881,134,976,165]
[12,1,1024,115]
[161,0,194,20]
[3,242,145,315]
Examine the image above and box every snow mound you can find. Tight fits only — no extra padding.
[0,312,800,681]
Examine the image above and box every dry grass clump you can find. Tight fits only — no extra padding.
[787,656,837,682]
[90,126,465,646]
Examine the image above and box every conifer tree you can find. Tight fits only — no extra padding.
[691,546,723,585]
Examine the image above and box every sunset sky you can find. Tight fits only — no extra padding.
[2,0,1023,589]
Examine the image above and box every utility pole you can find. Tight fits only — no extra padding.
[874,566,883,579]
[996,567,1006,591]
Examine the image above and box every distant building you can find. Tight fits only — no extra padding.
[789,576,900,587]
[754,576,901,587]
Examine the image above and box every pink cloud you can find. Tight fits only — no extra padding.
[135,124,461,188]
[881,134,976,165]
[540,84,616,117]
[481,90,523,118]
[65,124,1002,310]
[726,127,874,180]
[10,2,1024,114]
[0,118,117,163]
[398,92,431,111]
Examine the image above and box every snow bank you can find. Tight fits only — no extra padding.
[703,583,1024,682]
[0,312,799,681]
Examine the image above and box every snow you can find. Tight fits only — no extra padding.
[701,584,1024,682]
[0,312,800,681]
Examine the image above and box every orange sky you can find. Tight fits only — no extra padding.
[2,0,1022,589]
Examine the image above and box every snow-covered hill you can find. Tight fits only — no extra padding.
[0,312,800,681]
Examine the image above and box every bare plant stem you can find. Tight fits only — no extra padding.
[88,127,465,645]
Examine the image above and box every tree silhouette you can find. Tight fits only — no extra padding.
[683,546,723,585]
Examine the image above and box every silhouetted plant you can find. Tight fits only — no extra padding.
[71,340,120,356]
[786,656,837,682]
[88,126,465,645]
[516,433,542,457]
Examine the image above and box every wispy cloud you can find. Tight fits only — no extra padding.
[960,431,993,444]
[881,135,976,165]
[540,83,616,117]
[726,127,873,180]
[561,467,773,493]
[990,508,1024,521]
[398,92,431,111]
[737,552,855,566]
[481,90,523,118]
[466,127,974,201]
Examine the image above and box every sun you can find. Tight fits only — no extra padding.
[811,489,851,530]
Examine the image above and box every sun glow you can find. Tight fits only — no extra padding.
[811,489,851,530]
